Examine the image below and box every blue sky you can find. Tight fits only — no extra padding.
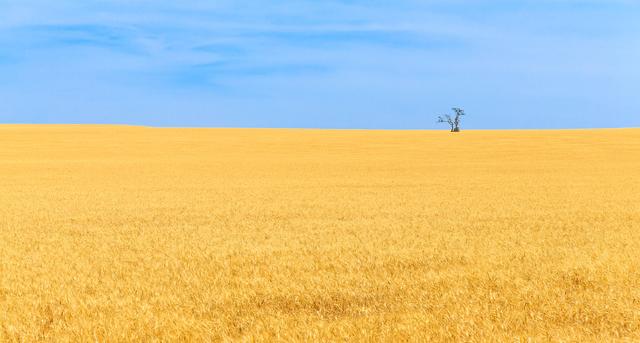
[0,0,638,129]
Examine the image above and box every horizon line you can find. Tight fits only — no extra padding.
[0,123,638,131]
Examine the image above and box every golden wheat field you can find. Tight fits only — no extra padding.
[1,125,640,342]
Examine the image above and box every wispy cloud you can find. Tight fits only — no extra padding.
[5,24,141,53]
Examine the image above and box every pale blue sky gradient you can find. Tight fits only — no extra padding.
[1,0,638,129]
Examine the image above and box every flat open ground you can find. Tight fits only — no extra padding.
[1,125,639,341]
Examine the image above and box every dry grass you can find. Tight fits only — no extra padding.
[1,125,639,342]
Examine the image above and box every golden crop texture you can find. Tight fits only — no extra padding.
[1,125,639,342]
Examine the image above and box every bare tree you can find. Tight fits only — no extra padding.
[437,107,466,132]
